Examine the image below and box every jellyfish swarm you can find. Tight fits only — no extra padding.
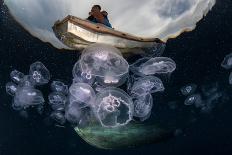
[94,88,133,128]
[130,57,176,76]
[79,43,129,87]
[6,63,49,111]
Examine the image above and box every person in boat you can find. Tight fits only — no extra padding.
[87,5,112,28]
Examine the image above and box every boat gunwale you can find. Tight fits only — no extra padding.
[53,15,163,43]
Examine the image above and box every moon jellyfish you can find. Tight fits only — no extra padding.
[6,82,18,96]
[29,61,50,85]
[80,44,129,87]
[229,72,232,85]
[51,81,68,94]
[130,57,176,76]
[69,83,95,108]
[72,61,95,85]
[48,92,67,111]
[133,94,153,121]
[129,76,164,96]
[184,94,202,106]
[10,70,24,84]
[13,87,45,110]
[19,75,36,87]
[50,111,66,125]
[180,84,197,96]
[141,43,166,57]
[95,88,133,128]
[221,53,232,69]
[65,102,83,125]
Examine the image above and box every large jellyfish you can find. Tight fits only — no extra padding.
[80,44,129,86]
[130,57,176,76]
[94,88,133,128]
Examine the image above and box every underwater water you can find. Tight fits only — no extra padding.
[0,0,232,154]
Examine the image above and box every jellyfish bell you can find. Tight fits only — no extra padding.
[180,84,197,96]
[13,87,45,110]
[139,57,176,75]
[69,82,96,108]
[80,44,129,87]
[29,61,50,85]
[48,92,67,111]
[6,82,18,96]
[94,87,133,128]
[51,81,68,94]
[10,70,24,84]
[133,93,153,120]
[72,61,95,85]
[221,53,232,69]
[129,76,165,96]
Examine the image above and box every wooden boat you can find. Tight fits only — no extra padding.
[53,15,163,52]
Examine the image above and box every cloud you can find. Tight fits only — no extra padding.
[4,0,216,49]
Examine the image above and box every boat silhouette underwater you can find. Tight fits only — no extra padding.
[53,15,163,53]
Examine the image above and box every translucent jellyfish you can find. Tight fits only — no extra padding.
[80,44,129,87]
[129,76,164,96]
[184,94,202,106]
[19,75,36,87]
[130,57,176,76]
[10,70,24,84]
[69,83,95,108]
[51,81,68,94]
[221,53,232,69]
[29,61,50,85]
[229,72,232,85]
[180,84,197,96]
[72,61,95,85]
[6,82,18,96]
[95,88,133,128]
[133,94,153,121]
[141,43,166,57]
[48,92,67,111]
[65,102,83,125]
[50,111,66,125]
[13,87,45,110]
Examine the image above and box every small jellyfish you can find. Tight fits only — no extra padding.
[184,94,202,106]
[80,43,129,87]
[229,72,232,85]
[50,111,66,125]
[130,57,176,76]
[19,75,36,87]
[65,102,83,125]
[6,82,18,96]
[180,84,197,96]
[129,76,164,96]
[29,61,50,85]
[72,61,95,85]
[48,92,67,111]
[13,87,45,110]
[221,53,232,69]
[10,70,24,84]
[95,88,133,128]
[141,43,166,57]
[69,83,95,108]
[51,81,68,94]
[133,94,153,121]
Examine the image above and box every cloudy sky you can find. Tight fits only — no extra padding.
[4,0,216,49]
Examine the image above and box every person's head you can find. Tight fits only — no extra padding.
[91,5,101,12]
[101,11,108,17]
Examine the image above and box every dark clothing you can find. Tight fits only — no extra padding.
[87,16,112,28]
